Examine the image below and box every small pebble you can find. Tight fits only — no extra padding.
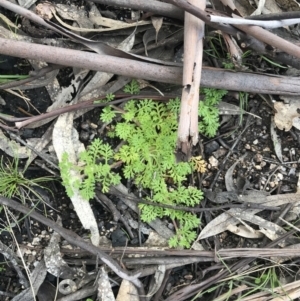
[277,173,283,180]
[32,237,40,246]
[90,122,98,129]
[254,153,263,163]
[209,156,218,168]
[81,122,90,130]
[80,131,89,141]
[204,140,219,155]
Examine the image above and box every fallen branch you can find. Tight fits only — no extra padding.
[0,38,299,95]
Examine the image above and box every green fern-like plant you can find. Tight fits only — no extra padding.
[123,79,140,94]
[59,139,121,199]
[112,98,204,248]
[59,82,227,248]
[199,88,227,137]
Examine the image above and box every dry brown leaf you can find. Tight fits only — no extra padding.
[196,192,300,240]
[116,280,139,301]
[274,99,300,131]
[151,16,163,43]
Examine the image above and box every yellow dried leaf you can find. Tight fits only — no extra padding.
[190,156,207,173]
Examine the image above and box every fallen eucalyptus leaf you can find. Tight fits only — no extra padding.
[116,280,139,301]
[44,216,84,279]
[52,107,100,245]
[196,192,300,240]
[97,267,115,301]
[152,16,163,43]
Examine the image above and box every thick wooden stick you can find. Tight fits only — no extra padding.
[0,37,299,95]
[177,0,206,154]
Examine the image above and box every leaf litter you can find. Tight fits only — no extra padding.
[0,0,300,300]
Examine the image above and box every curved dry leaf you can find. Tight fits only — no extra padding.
[196,192,299,240]
[52,3,151,32]
[232,211,287,237]
[225,154,247,192]
[152,16,163,43]
[55,3,94,28]
[143,27,169,56]
[197,208,253,240]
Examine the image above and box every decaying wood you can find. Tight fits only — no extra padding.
[177,0,206,155]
